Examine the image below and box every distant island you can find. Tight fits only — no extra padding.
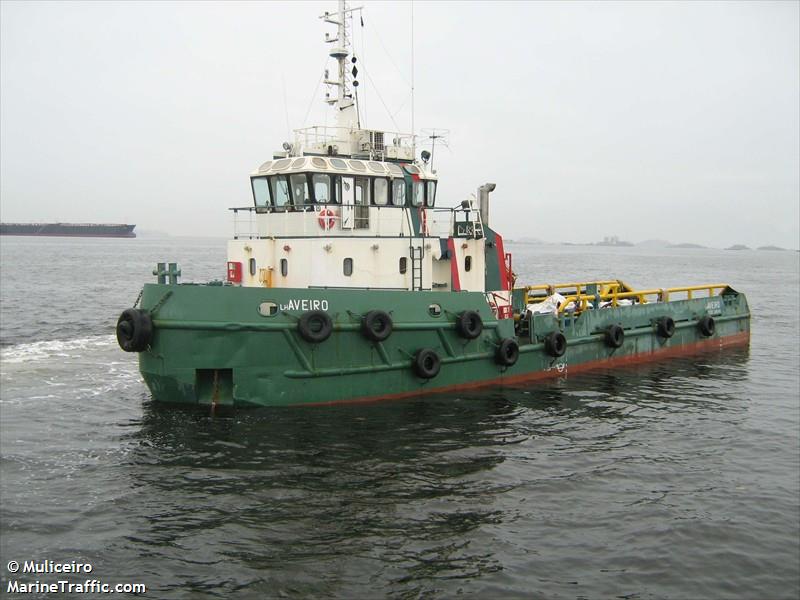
[756,245,786,251]
[726,244,751,251]
[669,242,707,249]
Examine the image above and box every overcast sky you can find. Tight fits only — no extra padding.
[1,1,798,248]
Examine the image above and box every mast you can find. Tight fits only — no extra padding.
[322,0,359,131]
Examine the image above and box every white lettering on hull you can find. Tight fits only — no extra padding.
[279,299,329,312]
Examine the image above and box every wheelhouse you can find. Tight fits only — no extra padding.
[249,157,437,214]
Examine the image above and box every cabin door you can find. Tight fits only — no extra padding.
[340,176,355,230]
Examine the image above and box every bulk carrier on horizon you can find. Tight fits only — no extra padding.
[0,222,136,238]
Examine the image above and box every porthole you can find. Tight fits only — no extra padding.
[281,258,288,277]
[368,161,386,173]
[258,160,272,173]
[272,158,291,170]
[465,256,472,272]
[311,157,328,169]
[249,258,256,276]
[343,258,353,276]
[399,257,407,274]
[330,158,348,170]
[428,303,442,317]
[291,158,306,169]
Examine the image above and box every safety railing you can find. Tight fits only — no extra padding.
[521,280,731,315]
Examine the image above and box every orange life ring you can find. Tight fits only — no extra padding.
[317,207,336,230]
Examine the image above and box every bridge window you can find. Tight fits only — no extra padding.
[426,181,436,207]
[411,181,423,207]
[313,174,331,203]
[399,257,407,274]
[465,255,472,272]
[249,258,256,276]
[290,174,310,208]
[392,180,405,206]
[280,258,288,277]
[354,177,370,229]
[374,178,388,205]
[343,258,353,276]
[251,177,270,209]
[270,176,291,210]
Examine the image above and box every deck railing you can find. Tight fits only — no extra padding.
[521,280,731,315]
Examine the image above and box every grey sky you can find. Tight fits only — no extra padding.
[1,1,798,248]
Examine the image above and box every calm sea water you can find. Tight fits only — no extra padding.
[1,236,798,599]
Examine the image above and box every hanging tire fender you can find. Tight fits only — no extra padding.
[413,348,441,379]
[604,324,625,349]
[698,315,715,337]
[116,308,153,352]
[456,310,483,339]
[544,331,567,357]
[361,310,393,342]
[297,310,333,343]
[656,316,675,338]
[495,338,520,366]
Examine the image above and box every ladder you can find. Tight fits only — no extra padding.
[411,246,423,291]
[473,202,485,239]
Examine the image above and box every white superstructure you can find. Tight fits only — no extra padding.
[225,1,511,312]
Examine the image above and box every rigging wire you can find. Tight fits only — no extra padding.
[301,56,330,128]
[359,61,402,132]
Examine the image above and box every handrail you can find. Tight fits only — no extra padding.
[520,280,731,314]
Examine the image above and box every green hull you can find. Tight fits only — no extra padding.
[135,284,750,408]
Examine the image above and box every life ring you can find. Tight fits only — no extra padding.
[495,338,519,366]
[698,315,715,337]
[656,316,675,339]
[604,324,625,348]
[317,207,336,230]
[116,308,153,352]
[413,348,441,379]
[361,310,393,342]
[544,331,567,357]
[297,310,333,343]
[456,310,483,339]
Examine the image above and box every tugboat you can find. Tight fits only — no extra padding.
[116,1,750,408]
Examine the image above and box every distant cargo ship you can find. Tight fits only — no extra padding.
[0,223,136,238]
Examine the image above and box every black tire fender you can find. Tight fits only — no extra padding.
[698,315,715,337]
[495,338,520,366]
[544,331,567,358]
[656,316,675,339]
[361,310,393,342]
[413,348,441,379]
[298,310,333,343]
[116,308,153,352]
[604,324,625,349]
[456,310,483,339]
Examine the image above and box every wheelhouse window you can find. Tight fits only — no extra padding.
[411,181,424,207]
[392,180,405,206]
[252,177,270,211]
[290,174,310,209]
[343,258,353,276]
[374,178,388,206]
[313,174,331,203]
[426,181,436,207]
[354,177,370,229]
[270,176,291,210]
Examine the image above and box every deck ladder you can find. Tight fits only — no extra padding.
[411,246,424,291]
